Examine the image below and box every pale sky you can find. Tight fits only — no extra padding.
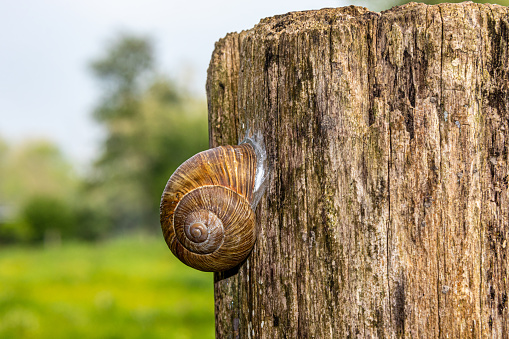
[0,0,394,165]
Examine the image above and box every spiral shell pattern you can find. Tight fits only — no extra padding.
[160,144,257,272]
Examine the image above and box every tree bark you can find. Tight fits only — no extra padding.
[206,3,509,338]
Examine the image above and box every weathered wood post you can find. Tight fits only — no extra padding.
[205,3,508,337]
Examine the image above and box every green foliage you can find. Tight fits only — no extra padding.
[91,35,154,83]
[0,219,32,244]
[0,140,77,207]
[21,195,76,242]
[72,200,111,241]
[410,0,509,5]
[90,34,154,122]
[0,137,7,163]
[0,234,215,338]
[1,33,208,242]
[0,140,86,244]
[134,79,208,211]
[355,0,509,12]
[89,34,208,233]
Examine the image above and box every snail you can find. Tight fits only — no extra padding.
[160,139,267,272]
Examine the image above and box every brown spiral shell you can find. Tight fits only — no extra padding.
[160,144,257,272]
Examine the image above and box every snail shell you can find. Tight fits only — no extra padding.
[160,143,257,272]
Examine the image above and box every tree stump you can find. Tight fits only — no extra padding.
[206,3,509,337]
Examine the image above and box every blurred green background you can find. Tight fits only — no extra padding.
[1,0,508,338]
[353,0,509,12]
[0,235,214,339]
[0,33,212,339]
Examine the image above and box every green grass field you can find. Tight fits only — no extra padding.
[0,234,215,339]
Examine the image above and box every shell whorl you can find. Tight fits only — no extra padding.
[160,144,257,272]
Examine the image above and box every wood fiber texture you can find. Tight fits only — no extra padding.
[206,3,509,338]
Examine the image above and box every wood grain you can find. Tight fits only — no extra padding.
[208,3,509,338]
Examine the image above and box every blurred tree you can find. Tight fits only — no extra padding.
[91,34,154,122]
[0,137,8,209]
[0,137,7,160]
[89,34,208,233]
[73,200,111,241]
[22,195,75,243]
[0,140,77,207]
[353,0,509,12]
[0,139,79,243]
[415,0,509,4]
